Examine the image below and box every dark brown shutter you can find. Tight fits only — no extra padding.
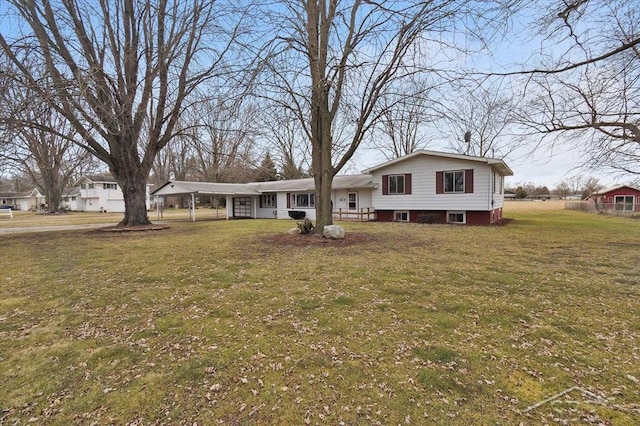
[465,169,474,193]
[436,171,443,194]
[286,193,291,208]
[382,175,389,195]
[404,174,412,194]
[259,195,263,208]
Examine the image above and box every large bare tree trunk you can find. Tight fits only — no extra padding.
[1,0,246,226]
[119,173,151,226]
[264,1,475,234]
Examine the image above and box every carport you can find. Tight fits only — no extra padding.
[151,181,261,221]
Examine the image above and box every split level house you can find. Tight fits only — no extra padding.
[152,150,513,225]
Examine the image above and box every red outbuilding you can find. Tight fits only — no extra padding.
[586,185,640,213]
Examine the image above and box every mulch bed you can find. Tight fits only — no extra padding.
[97,224,170,232]
[267,232,375,247]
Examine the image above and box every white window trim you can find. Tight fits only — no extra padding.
[347,192,358,211]
[444,171,465,193]
[261,193,277,208]
[393,210,409,222]
[614,195,634,211]
[290,192,315,208]
[446,211,466,224]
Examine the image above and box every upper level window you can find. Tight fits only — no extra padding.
[80,184,86,190]
[104,183,117,190]
[444,171,464,193]
[388,175,405,194]
[87,183,95,189]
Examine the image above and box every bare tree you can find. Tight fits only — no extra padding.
[1,0,247,226]
[190,98,258,183]
[442,81,519,158]
[369,77,437,161]
[1,67,97,212]
[511,1,640,178]
[261,1,505,232]
[257,105,310,180]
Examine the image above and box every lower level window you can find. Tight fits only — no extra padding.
[447,211,465,224]
[394,211,409,222]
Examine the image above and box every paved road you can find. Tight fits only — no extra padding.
[0,223,118,235]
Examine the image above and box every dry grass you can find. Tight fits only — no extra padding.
[504,199,566,212]
[0,208,226,229]
[1,204,639,425]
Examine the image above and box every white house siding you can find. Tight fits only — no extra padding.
[332,189,374,220]
[61,198,78,211]
[370,156,495,212]
[255,194,279,219]
[491,167,506,208]
[81,197,101,211]
[74,179,151,212]
[267,189,373,221]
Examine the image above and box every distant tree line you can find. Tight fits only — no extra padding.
[506,175,605,200]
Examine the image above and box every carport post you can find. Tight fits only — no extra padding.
[191,193,196,222]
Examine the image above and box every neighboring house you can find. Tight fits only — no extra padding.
[152,150,513,225]
[586,185,640,213]
[60,187,81,211]
[70,175,152,212]
[0,188,46,211]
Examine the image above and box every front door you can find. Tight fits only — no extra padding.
[347,192,358,211]
[233,197,252,218]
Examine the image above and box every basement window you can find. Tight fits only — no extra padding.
[394,211,409,222]
[447,211,465,224]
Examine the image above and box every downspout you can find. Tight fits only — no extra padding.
[488,167,494,212]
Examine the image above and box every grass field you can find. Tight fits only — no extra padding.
[1,202,639,424]
[0,207,226,229]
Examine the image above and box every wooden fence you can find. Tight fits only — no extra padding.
[565,201,640,215]
[332,208,376,222]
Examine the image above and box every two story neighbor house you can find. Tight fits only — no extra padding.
[152,150,513,225]
[62,174,152,213]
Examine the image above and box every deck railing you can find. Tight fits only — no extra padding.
[332,208,376,221]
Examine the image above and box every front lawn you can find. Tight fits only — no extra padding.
[1,204,638,424]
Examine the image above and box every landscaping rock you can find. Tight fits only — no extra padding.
[322,225,345,239]
[287,227,301,235]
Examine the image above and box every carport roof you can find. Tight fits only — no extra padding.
[151,174,374,197]
[152,181,261,196]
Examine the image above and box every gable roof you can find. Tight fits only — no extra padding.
[0,188,44,199]
[588,185,640,196]
[362,150,513,176]
[78,174,118,184]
